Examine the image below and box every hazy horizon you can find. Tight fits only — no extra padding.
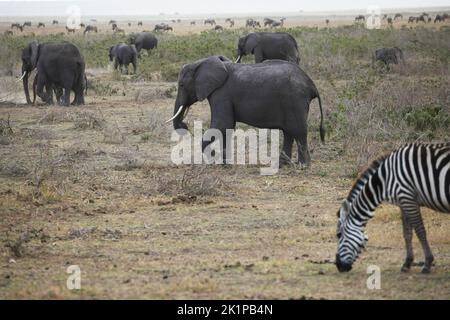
[0,0,449,17]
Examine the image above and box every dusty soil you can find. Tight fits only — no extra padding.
[0,66,449,299]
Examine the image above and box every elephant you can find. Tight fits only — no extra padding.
[373,47,404,66]
[235,32,300,64]
[167,56,325,166]
[33,72,87,105]
[20,41,85,106]
[128,32,157,56]
[83,25,98,34]
[109,43,137,74]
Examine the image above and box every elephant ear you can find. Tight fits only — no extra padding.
[30,40,40,68]
[244,34,260,54]
[194,56,228,101]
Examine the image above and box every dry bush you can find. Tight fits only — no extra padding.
[0,114,14,136]
[102,122,125,144]
[144,165,230,197]
[38,109,73,124]
[73,110,105,130]
[5,228,50,258]
[134,85,176,103]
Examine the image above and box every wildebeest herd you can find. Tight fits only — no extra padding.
[9,12,450,276]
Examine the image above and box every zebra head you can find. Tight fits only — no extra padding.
[336,200,368,272]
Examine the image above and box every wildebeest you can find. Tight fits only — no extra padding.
[23,21,31,27]
[37,22,45,28]
[154,23,173,32]
[138,21,143,26]
[52,20,59,25]
[108,20,117,25]
[394,13,403,20]
[355,15,365,22]
[4,30,13,36]
[225,18,235,27]
[246,18,260,28]
[263,17,275,27]
[204,19,216,26]
[214,25,223,31]
[190,21,196,25]
[66,26,76,33]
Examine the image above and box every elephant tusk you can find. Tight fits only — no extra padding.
[17,71,26,82]
[166,105,184,123]
[235,56,241,63]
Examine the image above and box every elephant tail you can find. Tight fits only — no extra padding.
[316,94,325,144]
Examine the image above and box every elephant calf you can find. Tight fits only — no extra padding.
[168,56,324,166]
[373,47,404,66]
[236,32,300,64]
[109,44,138,74]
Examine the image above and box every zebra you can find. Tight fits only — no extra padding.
[336,143,450,274]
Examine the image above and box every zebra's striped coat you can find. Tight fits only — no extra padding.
[336,143,450,273]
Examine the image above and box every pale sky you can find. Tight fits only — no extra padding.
[0,0,448,16]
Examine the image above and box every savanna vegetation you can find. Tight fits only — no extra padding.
[0,19,449,299]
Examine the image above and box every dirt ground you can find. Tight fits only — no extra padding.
[0,62,449,299]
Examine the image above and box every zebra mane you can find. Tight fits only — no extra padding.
[347,154,388,202]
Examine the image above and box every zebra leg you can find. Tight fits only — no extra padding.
[400,210,414,272]
[408,206,434,273]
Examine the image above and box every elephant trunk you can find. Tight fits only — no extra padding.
[22,69,32,104]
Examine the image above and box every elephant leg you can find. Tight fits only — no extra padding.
[114,59,119,71]
[132,61,137,74]
[44,84,54,105]
[36,74,49,104]
[253,47,264,63]
[61,87,70,107]
[125,64,129,75]
[202,101,235,163]
[292,107,310,167]
[280,131,294,165]
[296,136,310,167]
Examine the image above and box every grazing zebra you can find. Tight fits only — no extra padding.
[336,143,450,273]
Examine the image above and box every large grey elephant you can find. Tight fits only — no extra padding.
[109,43,137,74]
[128,32,158,56]
[20,41,85,106]
[235,32,300,64]
[373,47,404,66]
[167,56,324,166]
